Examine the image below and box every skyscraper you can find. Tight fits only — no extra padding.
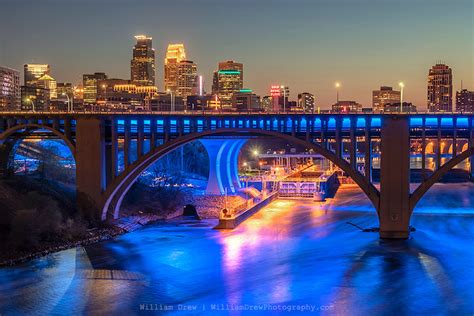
[22,64,51,111]
[456,89,474,113]
[427,63,453,112]
[232,89,261,111]
[24,64,50,86]
[298,92,315,113]
[270,85,289,111]
[164,44,186,93]
[0,66,20,110]
[56,82,73,99]
[372,86,400,112]
[212,60,243,108]
[21,86,49,112]
[56,82,74,109]
[131,35,155,86]
[176,60,197,98]
[332,100,362,113]
[83,72,108,105]
[261,96,272,112]
[37,74,57,99]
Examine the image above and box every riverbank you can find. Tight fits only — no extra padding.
[0,193,248,266]
[0,195,240,267]
[0,226,124,267]
[0,213,167,267]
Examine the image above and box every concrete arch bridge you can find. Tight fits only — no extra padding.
[0,113,472,239]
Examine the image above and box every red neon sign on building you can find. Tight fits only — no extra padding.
[270,85,281,97]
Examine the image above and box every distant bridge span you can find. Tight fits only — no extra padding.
[0,113,472,239]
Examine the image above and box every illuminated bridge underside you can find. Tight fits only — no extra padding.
[0,113,473,239]
[199,138,247,195]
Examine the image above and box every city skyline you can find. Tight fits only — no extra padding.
[1,1,474,313]
[0,0,472,109]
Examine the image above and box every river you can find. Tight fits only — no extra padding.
[0,183,473,315]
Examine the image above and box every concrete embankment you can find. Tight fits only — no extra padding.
[215,192,279,229]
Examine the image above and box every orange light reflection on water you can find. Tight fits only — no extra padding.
[220,200,299,305]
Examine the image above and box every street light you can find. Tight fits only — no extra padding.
[335,82,341,103]
[62,92,71,112]
[100,84,107,112]
[399,82,404,113]
[258,161,263,186]
[166,89,175,112]
[281,85,286,113]
[214,94,223,113]
[198,75,203,96]
[25,98,35,112]
[252,150,260,174]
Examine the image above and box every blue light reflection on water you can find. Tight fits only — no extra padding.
[0,184,473,315]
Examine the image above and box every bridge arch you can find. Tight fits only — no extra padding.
[410,147,474,212]
[101,128,380,220]
[0,124,76,177]
[0,124,76,157]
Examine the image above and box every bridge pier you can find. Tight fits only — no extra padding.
[470,156,474,181]
[379,116,411,239]
[0,141,13,177]
[199,138,247,195]
[75,118,107,218]
[364,119,372,182]
[470,126,474,181]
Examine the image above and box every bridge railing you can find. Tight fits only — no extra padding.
[1,110,473,116]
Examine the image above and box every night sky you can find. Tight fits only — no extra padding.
[1,0,472,109]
